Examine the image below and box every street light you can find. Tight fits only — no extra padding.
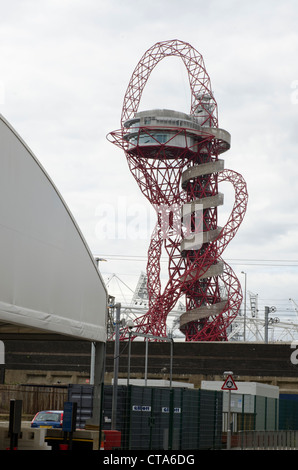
[126,320,134,386]
[90,257,108,385]
[111,303,121,430]
[126,323,173,388]
[241,271,247,341]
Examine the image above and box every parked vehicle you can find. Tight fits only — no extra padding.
[31,410,63,428]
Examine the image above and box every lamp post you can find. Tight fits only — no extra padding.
[90,257,108,385]
[111,303,121,430]
[126,323,173,388]
[126,320,134,386]
[241,271,247,341]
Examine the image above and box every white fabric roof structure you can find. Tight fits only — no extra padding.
[0,114,107,342]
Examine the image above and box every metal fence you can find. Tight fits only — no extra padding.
[235,430,298,450]
[279,396,298,430]
[69,384,298,450]
[2,383,298,450]
[223,394,298,433]
[221,394,298,449]
[222,393,279,432]
[101,385,223,450]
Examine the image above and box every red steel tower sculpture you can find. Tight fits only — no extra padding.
[108,40,248,341]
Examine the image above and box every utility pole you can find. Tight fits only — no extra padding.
[111,303,121,429]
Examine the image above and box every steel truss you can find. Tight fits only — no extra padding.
[108,40,248,341]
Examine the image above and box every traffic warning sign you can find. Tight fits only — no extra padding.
[221,375,238,391]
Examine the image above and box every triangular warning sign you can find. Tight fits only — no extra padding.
[221,375,238,391]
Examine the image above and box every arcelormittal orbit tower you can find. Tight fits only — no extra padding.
[108,40,248,341]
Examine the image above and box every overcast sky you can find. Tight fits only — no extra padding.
[1,0,298,327]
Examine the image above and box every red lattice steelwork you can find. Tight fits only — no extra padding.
[108,40,248,341]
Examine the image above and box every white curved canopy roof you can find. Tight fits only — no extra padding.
[0,115,107,342]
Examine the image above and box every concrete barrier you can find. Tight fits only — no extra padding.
[0,422,50,450]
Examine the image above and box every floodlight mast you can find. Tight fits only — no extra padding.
[108,40,248,341]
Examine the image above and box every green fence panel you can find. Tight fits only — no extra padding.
[121,385,223,450]
[279,398,298,430]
